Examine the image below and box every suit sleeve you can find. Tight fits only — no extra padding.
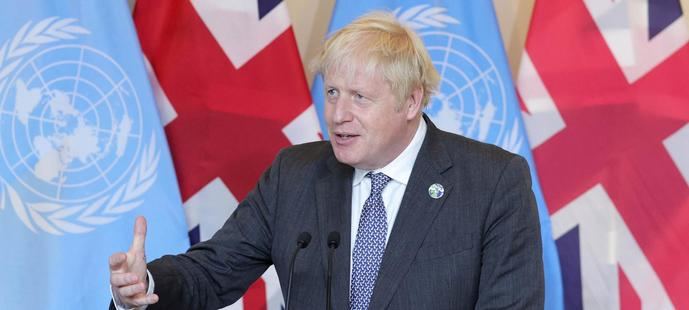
[475,155,545,309]
[143,150,287,309]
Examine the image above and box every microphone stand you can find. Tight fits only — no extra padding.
[326,231,340,310]
[285,232,311,310]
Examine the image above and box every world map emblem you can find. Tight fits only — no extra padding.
[395,5,524,153]
[0,17,160,235]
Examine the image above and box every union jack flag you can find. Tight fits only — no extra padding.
[134,0,321,308]
[518,0,689,308]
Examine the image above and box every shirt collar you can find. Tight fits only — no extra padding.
[353,118,427,186]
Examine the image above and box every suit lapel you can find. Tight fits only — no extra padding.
[315,154,353,310]
[369,117,454,309]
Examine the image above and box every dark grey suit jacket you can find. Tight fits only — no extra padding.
[142,116,544,309]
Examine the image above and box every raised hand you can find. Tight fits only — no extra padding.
[109,216,158,307]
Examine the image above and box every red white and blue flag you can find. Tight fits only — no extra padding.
[518,0,689,308]
[134,0,321,308]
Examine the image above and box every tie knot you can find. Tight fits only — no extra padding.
[366,172,391,196]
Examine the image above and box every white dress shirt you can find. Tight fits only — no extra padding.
[349,119,426,277]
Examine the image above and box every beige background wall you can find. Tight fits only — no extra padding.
[286,0,689,84]
[284,0,335,86]
[282,0,540,84]
[128,0,689,83]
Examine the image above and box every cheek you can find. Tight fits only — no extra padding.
[376,117,404,144]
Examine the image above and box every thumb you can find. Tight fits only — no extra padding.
[129,216,147,254]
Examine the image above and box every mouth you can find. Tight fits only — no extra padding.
[332,132,359,144]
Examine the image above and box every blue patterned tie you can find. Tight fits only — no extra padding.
[350,172,392,310]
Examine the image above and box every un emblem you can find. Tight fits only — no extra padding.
[0,18,159,235]
[395,5,524,153]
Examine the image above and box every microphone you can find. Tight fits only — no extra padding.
[326,231,340,310]
[285,232,311,310]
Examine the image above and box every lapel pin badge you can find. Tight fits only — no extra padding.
[428,183,444,199]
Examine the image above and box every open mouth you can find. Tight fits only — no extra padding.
[333,133,359,143]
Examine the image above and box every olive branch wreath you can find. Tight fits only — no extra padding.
[394,5,524,153]
[0,17,159,235]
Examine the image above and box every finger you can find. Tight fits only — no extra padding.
[118,282,147,298]
[128,293,159,307]
[110,272,140,287]
[109,252,127,272]
[129,216,147,253]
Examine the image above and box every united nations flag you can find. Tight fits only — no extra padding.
[0,1,189,309]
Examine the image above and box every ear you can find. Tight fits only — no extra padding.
[404,87,424,120]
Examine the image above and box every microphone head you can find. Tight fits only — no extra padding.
[327,231,340,249]
[297,232,312,248]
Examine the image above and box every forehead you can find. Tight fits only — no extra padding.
[323,61,387,90]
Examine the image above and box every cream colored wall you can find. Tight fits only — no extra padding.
[128,0,333,87]
[492,0,689,79]
[493,0,534,79]
[287,0,689,82]
[283,0,535,84]
[284,0,335,87]
[128,0,689,84]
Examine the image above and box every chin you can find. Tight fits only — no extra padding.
[333,153,354,166]
[332,150,358,167]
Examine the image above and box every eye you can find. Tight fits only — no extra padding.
[352,92,370,105]
[326,88,339,98]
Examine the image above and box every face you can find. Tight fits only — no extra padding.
[324,66,422,170]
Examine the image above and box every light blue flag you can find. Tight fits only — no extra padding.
[311,2,563,309]
[0,1,189,309]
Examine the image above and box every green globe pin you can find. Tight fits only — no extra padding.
[428,183,444,199]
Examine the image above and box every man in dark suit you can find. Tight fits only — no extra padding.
[109,12,544,310]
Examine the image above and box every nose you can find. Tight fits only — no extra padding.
[328,96,353,124]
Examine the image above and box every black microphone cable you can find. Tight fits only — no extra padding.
[285,231,311,310]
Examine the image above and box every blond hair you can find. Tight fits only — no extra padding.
[311,12,439,108]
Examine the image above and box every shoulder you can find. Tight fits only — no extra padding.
[277,141,332,164]
[271,141,335,176]
[423,124,530,191]
[430,126,523,169]
[279,140,333,159]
